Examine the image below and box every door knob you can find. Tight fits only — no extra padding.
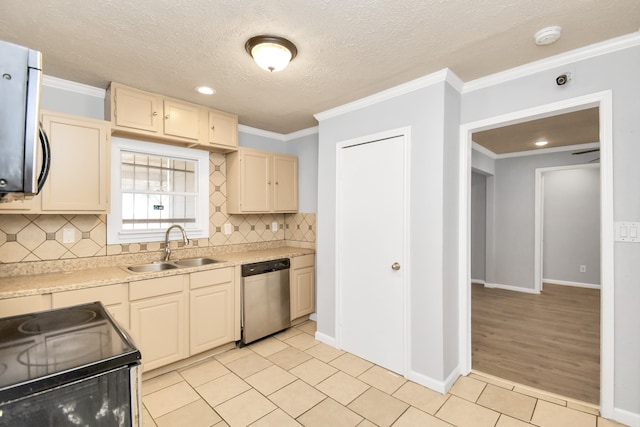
[391,262,400,271]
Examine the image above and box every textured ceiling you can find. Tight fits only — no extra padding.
[0,1,638,134]
[473,108,600,155]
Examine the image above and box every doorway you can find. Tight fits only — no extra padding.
[336,129,410,374]
[458,91,614,414]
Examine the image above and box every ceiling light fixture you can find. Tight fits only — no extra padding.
[245,35,297,72]
[535,140,549,146]
[196,86,215,95]
[534,26,562,46]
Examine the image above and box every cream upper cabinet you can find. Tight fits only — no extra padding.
[290,254,315,321]
[0,111,110,214]
[189,267,235,355]
[129,275,188,372]
[206,110,238,151]
[106,82,238,152]
[227,147,298,214]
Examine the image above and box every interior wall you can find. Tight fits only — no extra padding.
[461,44,640,418]
[471,172,486,281]
[317,79,462,387]
[543,166,600,285]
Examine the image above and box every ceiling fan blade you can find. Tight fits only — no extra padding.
[572,148,600,155]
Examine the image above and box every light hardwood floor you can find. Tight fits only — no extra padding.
[472,282,600,404]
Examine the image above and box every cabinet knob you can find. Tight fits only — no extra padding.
[275,181,279,185]
[391,262,401,271]
[268,180,271,185]
[152,111,158,116]
[211,124,215,130]
[165,114,170,119]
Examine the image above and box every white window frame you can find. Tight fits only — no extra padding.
[107,137,209,244]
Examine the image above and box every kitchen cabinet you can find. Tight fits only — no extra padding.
[106,82,238,152]
[0,294,51,317]
[0,111,110,214]
[51,283,129,328]
[129,275,188,372]
[226,147,298,214]
[189,267,235,355]
[290,254,315,320]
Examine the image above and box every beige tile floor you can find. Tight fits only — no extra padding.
[142,320,627,427]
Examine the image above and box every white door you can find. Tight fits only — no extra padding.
[338,134,407,374]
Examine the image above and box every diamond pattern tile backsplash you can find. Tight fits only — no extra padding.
[0,152,315,265]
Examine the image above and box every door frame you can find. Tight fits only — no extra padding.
[335,127,412,375]
[457,91,614,416]
[534,163,601,293]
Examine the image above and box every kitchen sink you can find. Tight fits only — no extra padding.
[173,257,220,267]
[127,262,179,273]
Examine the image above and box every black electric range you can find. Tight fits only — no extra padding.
[0,301,141,426]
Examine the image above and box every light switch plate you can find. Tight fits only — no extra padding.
[223,223,233,235]
[615,222,640,243]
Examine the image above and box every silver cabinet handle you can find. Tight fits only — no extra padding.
[392,262,400,271]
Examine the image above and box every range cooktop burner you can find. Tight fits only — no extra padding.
[18,309,97,334]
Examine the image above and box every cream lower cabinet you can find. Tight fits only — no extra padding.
[290,255,315,320]
[129,275,188,372]
[189,267,235,355]
[0,294,51,317]
[51,283,129,328]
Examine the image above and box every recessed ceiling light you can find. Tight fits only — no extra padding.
[535,140,549,146]
[196,86,215,95]
[534,26,562,46]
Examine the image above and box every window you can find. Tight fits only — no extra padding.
[107,137,209,244]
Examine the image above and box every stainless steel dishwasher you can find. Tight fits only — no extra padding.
[241,258,291,345]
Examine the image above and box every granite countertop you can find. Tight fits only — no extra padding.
[0,246,314,300]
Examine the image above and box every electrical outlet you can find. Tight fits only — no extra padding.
[580,265,586,273]
[271,221,278,232]
[62,228,75,244]
[223,223,232,235]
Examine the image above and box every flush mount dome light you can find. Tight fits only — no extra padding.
[196,86,215,95]
[534,26,562,45]
[245,35,297,72]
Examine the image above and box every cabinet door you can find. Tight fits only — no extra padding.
[208,110,238,149]
[51,284,129,328]
[163,99,199,141]
[273,154,298,212]
[0,295,51,317]
[292,266,315,320]
[130,293,186,372]
[240,149,272,212]
[40,112,110,212]
[112,84,161,133]
[190,282,234,354]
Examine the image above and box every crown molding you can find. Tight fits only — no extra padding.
[463,32,640,93]
[315,68,462,122]
[473,141,600,160]
[42,75,105,98]
[238,124,319,142]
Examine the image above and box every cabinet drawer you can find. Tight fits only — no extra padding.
[190,267,234,290]
[0,295,51,317]
[293,254,315,269]
[130,276,185,301]
[52,284,125,307]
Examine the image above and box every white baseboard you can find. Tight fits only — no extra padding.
[406,366,460,395]
[315,331,337,347]
[612,407,640,427]
[542,278,601,289]
[309,313,317,321]
[471,279,485,285]
[484,283,540,294]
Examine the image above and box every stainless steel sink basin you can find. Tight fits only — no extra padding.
[173,257,220,267]
[127,262,179,273]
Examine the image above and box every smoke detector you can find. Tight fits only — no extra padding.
[534,26,562,46]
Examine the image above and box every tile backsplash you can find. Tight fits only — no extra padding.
[0,152,315,270]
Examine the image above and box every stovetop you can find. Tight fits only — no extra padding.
[0,301,141,403]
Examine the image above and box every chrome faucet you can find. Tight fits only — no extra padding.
[163,225,189,262]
